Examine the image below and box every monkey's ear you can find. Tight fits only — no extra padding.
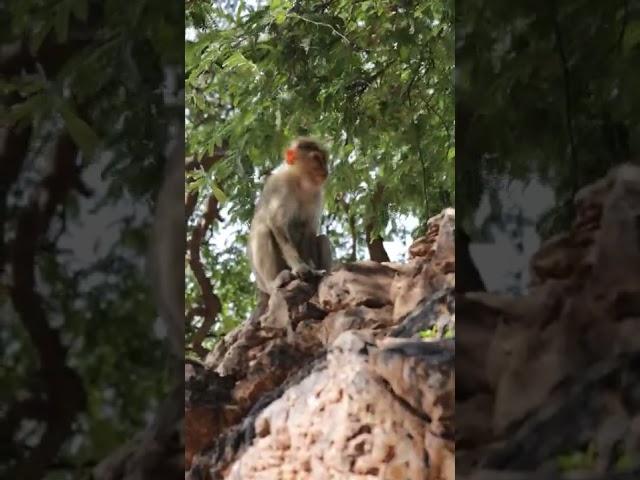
[285,148,296,165]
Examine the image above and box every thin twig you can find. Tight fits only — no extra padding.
[551,1,579,195]
[414,122,430,218]
[287,12,352,45]
[612,0,630,54]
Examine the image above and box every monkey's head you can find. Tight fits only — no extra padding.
[285,137,329,186]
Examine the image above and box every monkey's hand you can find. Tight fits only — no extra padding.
[291,262,313,279]
[292,263,326,280]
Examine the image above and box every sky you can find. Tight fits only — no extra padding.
[469,176,555,293]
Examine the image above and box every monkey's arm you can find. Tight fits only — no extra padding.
[268,219,308,274]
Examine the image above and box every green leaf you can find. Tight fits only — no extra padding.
[211,183,227,203]
[274,10,287,24]
[623,20,640,53]
[419,325,438,339]
[0,79,45,96]
[70,0,89,21]
[7,94,48,125]
[223,52,253,70]
[60,103,101,156]
[187,176,205,193]
[54,4,70,43]
[30,21,53,54]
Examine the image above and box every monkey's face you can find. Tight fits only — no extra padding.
[286,141,329,186]
[298,150,328,185]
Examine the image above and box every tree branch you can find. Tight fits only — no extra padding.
[187,193,223,358]
[365,185,390,263]
[0,125,31,275]
[287,12,352,46]
[338,195,358,261]
[551,1,579,195]
[6,134,87,480]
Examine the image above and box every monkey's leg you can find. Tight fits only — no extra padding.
[303,234,331,278]
[315,234,333,272]
[270,223,318,280]
[250,226,289,293]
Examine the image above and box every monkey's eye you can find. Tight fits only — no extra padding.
[310,152,324,164]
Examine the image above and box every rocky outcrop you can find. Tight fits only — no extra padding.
[186,208,456,479]
[457,164,640,478]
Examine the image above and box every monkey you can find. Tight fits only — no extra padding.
[247,137,333,298]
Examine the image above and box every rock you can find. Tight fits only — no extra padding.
[318,261,396,311]
[393,210,455,321]
[389,288,455,339]
[320,305,394,345]
[223,331,446,480]
[409,207,455,263]
[458,164,640,475]
[187,208,457,479]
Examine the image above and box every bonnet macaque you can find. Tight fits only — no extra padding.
[248,137,332,296]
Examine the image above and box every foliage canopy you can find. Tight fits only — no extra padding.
[2,0,182,478]
[457,0,640,236]
[185,0,455,347]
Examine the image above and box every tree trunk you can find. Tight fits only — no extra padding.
[365,184,390,263]
[455,226,485,293]
[366,227,390,263]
